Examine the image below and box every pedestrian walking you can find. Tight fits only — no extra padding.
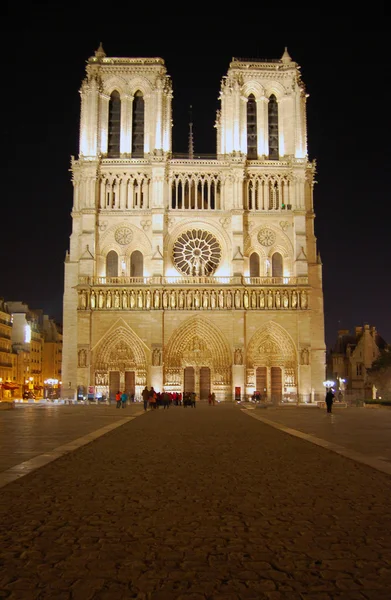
[325,389,335,413]
[142,386,149,411]
[115,390,121,409]
[121,391,128,408]
[163,391,170,409]
[211,392,216,406]
[149,387,157,409]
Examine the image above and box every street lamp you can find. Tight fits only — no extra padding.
[323,380,335,390]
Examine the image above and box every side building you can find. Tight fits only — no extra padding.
[327,325,388,401]
[62,46,326,403]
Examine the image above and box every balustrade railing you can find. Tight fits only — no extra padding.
[78,275,308,286]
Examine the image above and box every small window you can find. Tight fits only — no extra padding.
[130,250,143,277]
[132,91,144,157]
[249,252,260,277]
[268,94,279,160]
[272,252,283,277]
[106,251,118,277]
[108,91,121,158]
[247,94,257,159]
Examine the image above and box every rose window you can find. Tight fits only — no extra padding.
[258,228,276,246]
[173,229,222,276]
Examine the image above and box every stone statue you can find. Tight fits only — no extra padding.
[275,290,281,309]
[259,290,265,308]
[137,290,143,308]
[234,290,241,308]
[130,291,136,308]
[90,291,96,309]
[80,290,87,309]
[106,291,112,308]
[234,348,243,365]
[267,290,273,309]
[282,291,289,308]
[78,349,86,367]
[186,291,193,309]
[178,290,184,309]
[301,347,309,365]
[162,290,168,309]
[154,290,160,309]
[194,290,200,308]
[122,290,128,309]
[170,290,176,309]
[251,291,257,309]
[114,290,120,308]
[291,290,297,308]
[210,290,216,309]
[203,290,209,309]
[300,290,308,309]
[243,290,249,309]
[146,290,151,309]
[218,290,224,309]
[152,348,161,366]
[98,290,104,309]
[226,291,232,309]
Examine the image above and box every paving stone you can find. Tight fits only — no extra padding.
[1,403,391,598]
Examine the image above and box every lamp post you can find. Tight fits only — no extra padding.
[0,377,3,400]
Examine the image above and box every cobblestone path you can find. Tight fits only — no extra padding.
[1,403,390,600]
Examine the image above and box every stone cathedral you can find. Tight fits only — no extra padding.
[62,45,326,403]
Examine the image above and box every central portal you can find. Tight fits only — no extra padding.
[183,366,211,400]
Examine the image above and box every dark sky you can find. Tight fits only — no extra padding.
[3,3,390,349]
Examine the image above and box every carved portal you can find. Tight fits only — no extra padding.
[247,322,297,385]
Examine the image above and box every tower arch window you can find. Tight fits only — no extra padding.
[268,94,279,160]
[249,252,260,277]
[108,91,121,158]
[132,91,145,157]
[130,250,143,277]
[272,252,283,278]
[247,94,257,159]
[106,251,118,277]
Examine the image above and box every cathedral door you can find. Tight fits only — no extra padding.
[256,367,267,400]
[271,367,282,403]
[109,371,120,402]
[199,367,210,400]
[125,371,135,398]
[184,367,195,394]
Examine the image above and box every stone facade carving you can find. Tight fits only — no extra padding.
[62,49,325,403]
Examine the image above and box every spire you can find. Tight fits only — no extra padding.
[281,47,292,64]
[95,42,106,60]
[188,105,194,159]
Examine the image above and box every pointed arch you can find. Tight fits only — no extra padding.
[108,90,121,158]
[106,250,118,277]
[130,250,143,277]
[249,252,260,277]
[247,321,297,369]
[93,322,148,377]
[272,252,283,277]
[268,94,279,160]
[132,90,144,157]
[247,93,257,159]
[164,317,231,387]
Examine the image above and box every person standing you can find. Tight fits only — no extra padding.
[142,386,149,411]
[115,390,121,409]
[325,389,335,413]
[121,390,128,408]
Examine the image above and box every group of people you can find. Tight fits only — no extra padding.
[208,392,216,405]
[141,387,186,411]
[115,391,130,408]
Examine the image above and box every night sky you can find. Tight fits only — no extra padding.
[3,4,390,350]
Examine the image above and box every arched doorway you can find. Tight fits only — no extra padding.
[164,317,231,400]
[184,367,195,394]
[247,322,297,404]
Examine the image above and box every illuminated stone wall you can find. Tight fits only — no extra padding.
[62,46,326,402]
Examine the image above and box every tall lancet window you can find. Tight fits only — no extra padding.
[106,251,118,277]
[108,91,121,158]
[132,91,145,157]
[272,252,283,278]
[268,94,279,160]
[247,94,257,159]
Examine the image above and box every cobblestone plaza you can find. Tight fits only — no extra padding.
[1,403,390,599]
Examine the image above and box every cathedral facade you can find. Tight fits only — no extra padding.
[62,46,326,403]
